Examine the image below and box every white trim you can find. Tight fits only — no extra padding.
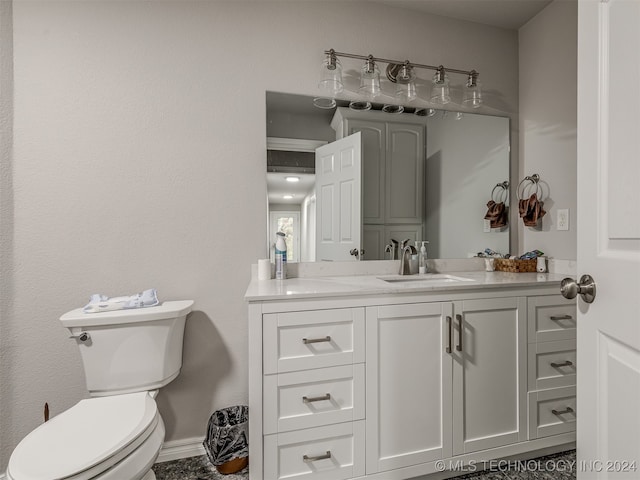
[155,436,206,464]
[267,137,327,152]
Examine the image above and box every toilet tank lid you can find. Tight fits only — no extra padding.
[60,300,194,328]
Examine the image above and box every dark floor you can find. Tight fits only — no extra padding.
[153,450,576,480]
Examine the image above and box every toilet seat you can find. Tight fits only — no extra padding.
[7,392,160,480]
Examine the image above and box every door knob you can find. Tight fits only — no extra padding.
[560,275,596,303]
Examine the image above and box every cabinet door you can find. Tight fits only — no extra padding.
[346,119,386,225]
[366,302,453,474]
[452,297,527,455]
[385,123,424,224]
[362,224,384,260]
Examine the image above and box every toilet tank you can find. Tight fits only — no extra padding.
[60,300,194,397]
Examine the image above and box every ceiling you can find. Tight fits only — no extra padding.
[374,0,553,30]
[267,172,316,205]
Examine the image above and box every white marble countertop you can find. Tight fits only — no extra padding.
[245,271,570,302]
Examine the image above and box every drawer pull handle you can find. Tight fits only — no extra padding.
[552,406,574,415]
[302,336,331,345]
[303,393,331,403]
[446,316,452,354]
[303,451,332,462]
[550,315,573,321]
[550,360,574,368]
[456,314,463,352]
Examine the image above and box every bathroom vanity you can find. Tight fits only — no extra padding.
[246,271,576,480]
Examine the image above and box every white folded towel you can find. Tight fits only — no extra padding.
[83,288,159,313]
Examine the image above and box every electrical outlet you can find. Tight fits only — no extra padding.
[484,219,491,233]
[557,209,569,231]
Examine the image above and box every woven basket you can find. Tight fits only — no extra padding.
[494,258,537,273]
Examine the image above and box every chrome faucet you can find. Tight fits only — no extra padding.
[399,244,417,275]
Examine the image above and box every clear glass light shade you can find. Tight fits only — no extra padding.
[395,65,417,103]
[462,83,483,108]
[349,100,372,111]
[430,72,451,105]
[358,60,381,99]
[382,104,404,114]
[318,56,343,96]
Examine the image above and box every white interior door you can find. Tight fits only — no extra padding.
[315,132,362,261]
[577,1,640,476]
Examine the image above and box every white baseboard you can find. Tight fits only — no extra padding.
[156,436,206,464]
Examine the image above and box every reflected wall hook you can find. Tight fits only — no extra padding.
[491,181,509,203]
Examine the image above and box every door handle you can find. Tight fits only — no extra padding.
[456,314,463,352]
[561,275,596,303]
[446,316,452,353]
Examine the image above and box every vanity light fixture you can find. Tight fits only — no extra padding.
[285,176,300,183]
[318,49,344,97]
[430,66,451,105]
[462,70,482,108]
[394,62,417,103]
[319,49,482,107]
[358,55,381,99]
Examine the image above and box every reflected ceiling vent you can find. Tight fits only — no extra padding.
[267,150,315,174]
[266,137,328,174]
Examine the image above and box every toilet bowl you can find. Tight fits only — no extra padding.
[7,300,194,480]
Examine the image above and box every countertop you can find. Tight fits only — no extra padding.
[244,271,569,302]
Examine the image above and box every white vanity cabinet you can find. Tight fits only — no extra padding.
[526,295,577,440]
[247,283,577,480]
[365,297,527,475]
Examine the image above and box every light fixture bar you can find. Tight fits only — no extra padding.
[324,49,476,77]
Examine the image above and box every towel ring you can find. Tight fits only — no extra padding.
[491,181,509,203]
[517,174,542,201]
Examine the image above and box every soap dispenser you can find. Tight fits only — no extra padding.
[419,241,429,274]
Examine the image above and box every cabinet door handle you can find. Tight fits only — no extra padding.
[550,360,574,368]
[552,406,574,415]
[302,336,331,344]
[303,451,332,462]
[550,315,573,321]
[303,393,331,403]
[456,314,463,352]
[446,316,452,353]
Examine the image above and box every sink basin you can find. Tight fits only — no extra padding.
[378,274,474,284]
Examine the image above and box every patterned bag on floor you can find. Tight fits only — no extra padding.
[203,405,249,466]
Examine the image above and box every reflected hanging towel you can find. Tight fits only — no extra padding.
[518,193,546,227]
[484,200,508,228]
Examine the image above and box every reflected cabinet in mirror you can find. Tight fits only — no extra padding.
[266,91,510,262]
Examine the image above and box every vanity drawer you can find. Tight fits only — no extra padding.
[527,296,576,343]
[264,308,365,374]
[263,364,365,434]
[264,421,366,480]
[528,340,576,390]
[528,386,576,439]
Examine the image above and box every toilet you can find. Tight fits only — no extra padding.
[6,300,194,480]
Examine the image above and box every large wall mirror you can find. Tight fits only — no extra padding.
[266,91,510,262]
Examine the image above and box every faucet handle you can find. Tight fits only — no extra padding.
[400,238,411,250]
[403,244,417,254]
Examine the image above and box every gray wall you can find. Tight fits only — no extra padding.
[519,0,578,259]
[1,1,519,468]
[426,112,510,258]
